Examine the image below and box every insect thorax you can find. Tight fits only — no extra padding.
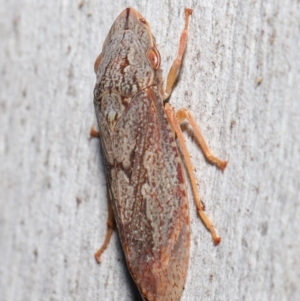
[94,30,163,131]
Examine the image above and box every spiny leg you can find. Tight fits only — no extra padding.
[163,8,193,100]
[165,103,227,244]
[95,192,115,263]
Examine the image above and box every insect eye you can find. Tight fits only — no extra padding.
[139,17,147,24]
[94,53,102,73]
[147,47,161,70]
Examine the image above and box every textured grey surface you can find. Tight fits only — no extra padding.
[0,1,300,301]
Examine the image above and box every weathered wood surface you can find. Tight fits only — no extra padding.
[1,1,299,300]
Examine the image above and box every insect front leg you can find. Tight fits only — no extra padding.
[163,8,193,100]
[165,103,227,245]
[90,126,100,138]
[95,191,115,263]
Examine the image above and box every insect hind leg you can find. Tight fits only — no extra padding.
[164,103,227,245]
[95,194,115,263]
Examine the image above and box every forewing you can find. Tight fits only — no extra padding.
[110,88,190,300]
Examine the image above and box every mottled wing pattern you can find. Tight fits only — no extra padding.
[106,88,190,300]
[94,7,192,301]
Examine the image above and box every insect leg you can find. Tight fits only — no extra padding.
[164,103,225,245]
[95,193,115,263]
[176,108,227,171]
[90,126,115,262]
[163,8,193,100]
[90,126,100,138]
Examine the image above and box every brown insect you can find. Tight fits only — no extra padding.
[92,7,227,301]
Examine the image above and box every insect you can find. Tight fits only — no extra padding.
[92,7,227,301]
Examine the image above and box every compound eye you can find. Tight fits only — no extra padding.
[94,53,102,74]
[147,47,161,70]
[139,17,147,24]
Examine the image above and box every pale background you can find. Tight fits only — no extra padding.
[0,0,299,301]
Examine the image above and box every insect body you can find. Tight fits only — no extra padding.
[93,7,227,301]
